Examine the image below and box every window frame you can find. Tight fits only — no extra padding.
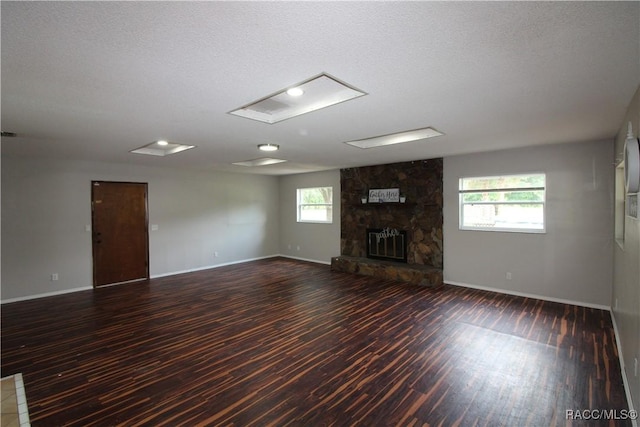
[458,173,546,233]
[296,186,334,224]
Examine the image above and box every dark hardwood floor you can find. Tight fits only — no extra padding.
[1,257,631,426]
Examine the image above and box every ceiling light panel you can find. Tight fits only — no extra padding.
[232,157,288,167]
[345,127,444,149]
[229,73,367,124]
[131,141,196,156]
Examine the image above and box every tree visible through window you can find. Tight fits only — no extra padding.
[459,174,545,232]
[297,187,333,223]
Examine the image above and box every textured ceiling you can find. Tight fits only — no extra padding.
[2,1,639,175]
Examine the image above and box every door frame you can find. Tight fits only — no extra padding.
[91,180,150,287]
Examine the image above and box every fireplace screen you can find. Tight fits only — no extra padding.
[366,228,407,263]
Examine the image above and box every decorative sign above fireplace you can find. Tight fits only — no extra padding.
[368,188,400,203]
[366,227,408,263]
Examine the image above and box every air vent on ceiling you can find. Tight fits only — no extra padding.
[250,99,292,115]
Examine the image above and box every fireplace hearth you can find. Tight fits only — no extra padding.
[366,228,407,263]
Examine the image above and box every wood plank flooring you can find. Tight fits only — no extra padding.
[1,257,632,426]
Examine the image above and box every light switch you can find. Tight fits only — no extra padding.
[85,225,91,232]
[151,224,159,231]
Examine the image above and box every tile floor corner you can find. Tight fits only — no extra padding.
[1,374,30,427]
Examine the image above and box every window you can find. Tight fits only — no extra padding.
[297,187,333,223]
[459,174,545,233]
[615,161,625,247]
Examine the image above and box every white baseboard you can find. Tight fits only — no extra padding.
[1,264,610,312]
[1,286,93,304]
[610,312,638,427]
[444,280,610,311]
[277,254,331,265]
[1,254,283,304]
[150,254,280,279]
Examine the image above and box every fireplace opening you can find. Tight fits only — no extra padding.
[366,228,408,263]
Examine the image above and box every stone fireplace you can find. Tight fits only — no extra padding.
[331,159,443,287]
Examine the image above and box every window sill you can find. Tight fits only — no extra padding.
[459,227,546,234]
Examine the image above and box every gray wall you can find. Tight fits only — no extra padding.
[612,85,640,413]
[1,156,280,301]
[278,169,341,264]
[0,143,620,305]
[443,140,614,308]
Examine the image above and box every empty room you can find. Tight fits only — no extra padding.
[1,2,639,426]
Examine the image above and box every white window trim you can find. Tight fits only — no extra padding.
[459,173,546,234]
[296,187,333,224]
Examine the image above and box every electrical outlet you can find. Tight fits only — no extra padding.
[51,273,59,281]
[296,245,301,251]
[506,272,512,280]
[214,251,219,257]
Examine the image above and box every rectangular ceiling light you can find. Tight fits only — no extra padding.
[131,141,196,156]
[229,73,367,124]
[232,157,288,167]
[344,127,444,149]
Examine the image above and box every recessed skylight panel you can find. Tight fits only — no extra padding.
[345,127,444,149]
[229,73,367,124]
[232,157,288,167]
[131,141,196,156]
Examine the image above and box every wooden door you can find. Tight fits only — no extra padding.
[92,181,149,287]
